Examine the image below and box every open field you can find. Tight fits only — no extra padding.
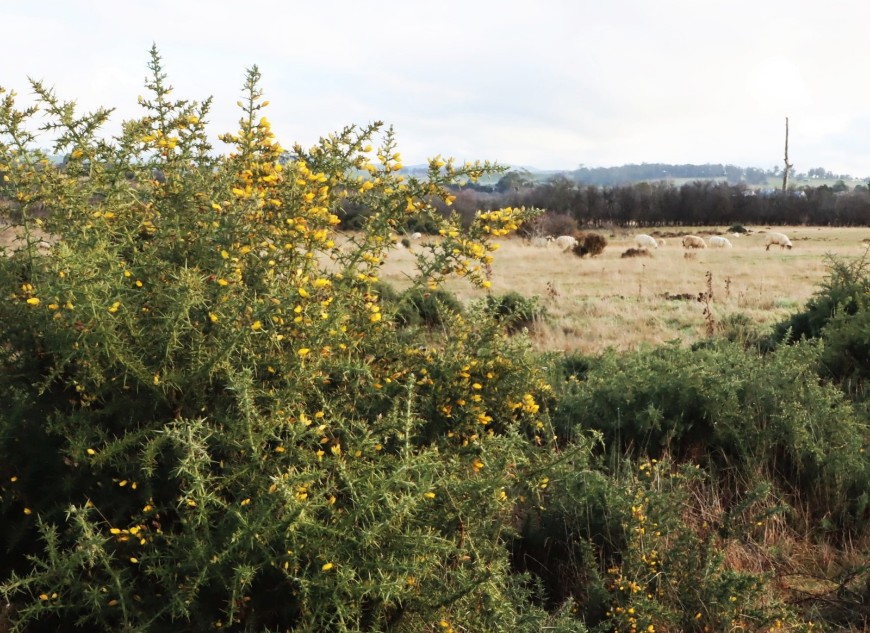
[5,220,869,355]
[375,226,870,354]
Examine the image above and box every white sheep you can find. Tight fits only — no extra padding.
[634,234,659,249]
[411,232,423,240]
[530,236,553,248]
[554,235,579,251]
[682,235,707,249]
[765,231,793,250]
[708,236,733,248]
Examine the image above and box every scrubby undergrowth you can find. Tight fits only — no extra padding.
[1,49,868,633]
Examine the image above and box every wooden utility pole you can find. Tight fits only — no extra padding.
[782,117,793,194]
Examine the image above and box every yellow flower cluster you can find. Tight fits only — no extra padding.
[474,207,524,237]
[140,129,178,153]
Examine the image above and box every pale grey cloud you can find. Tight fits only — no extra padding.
[3,0,870,176]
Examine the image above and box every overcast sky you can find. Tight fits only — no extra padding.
[4,1,870,177]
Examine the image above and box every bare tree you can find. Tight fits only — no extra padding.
[782,117,793,194]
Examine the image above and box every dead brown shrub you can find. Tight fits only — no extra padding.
[621,247,652,258]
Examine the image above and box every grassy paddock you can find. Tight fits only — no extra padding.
[372,226,870,353]
[5,221,868,353]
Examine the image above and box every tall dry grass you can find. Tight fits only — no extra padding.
[373,226,870,353]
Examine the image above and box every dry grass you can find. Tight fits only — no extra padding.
[0,220,52,254]
[5,219,869,354]
[374,226,870,354]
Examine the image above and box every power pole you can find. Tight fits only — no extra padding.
[782,117,793,194]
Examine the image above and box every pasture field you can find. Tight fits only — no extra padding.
[374,225,870,353]
[5,220,868,354]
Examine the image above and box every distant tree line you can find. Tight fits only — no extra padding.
[6,160,866,231]
[569,162,770,186]
[438,176,870,228]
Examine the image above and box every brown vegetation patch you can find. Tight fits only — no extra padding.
[661,292,702,301]
[620,247,652,258]
[651,230,689,239]
[661,291,713,303]
[571,232,608,258]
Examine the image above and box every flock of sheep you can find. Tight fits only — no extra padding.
[528,231,794,252]
[664,232,793,251]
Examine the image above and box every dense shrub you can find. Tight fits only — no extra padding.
[0,50,578,632]
[715,312,773,351]
[403,214,440,235]
[515,458,804,632]
[483,291,543,333]
[548,342,870,527]
[773,253,870,399]
[773,254,869,340]
[394,287,463,328]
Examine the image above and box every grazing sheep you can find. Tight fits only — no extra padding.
[530,236,553,248]
[708,236,733,248]
[554,235,579,251]
[682,235,707,249]
[634,234,659,249]
[765,231,793,250]
[411,232,423,240]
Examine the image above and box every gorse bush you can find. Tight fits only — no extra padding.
[773,252,870,400]
[0,48,580,632]
[549,341,870,529]
[514,457,807,633]
[773,252,869,343]
[483,291,543,333]
[589,460,805,633]
[393,287,463,328]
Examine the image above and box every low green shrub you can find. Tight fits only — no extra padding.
[483,291,543,333]
[549,341,870,528]
[394,287,463,328]
[404,215,440,235]
[514,457,807,632]
[714,312,773,351]
[773,253,869,343]
[772,253,870,400]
